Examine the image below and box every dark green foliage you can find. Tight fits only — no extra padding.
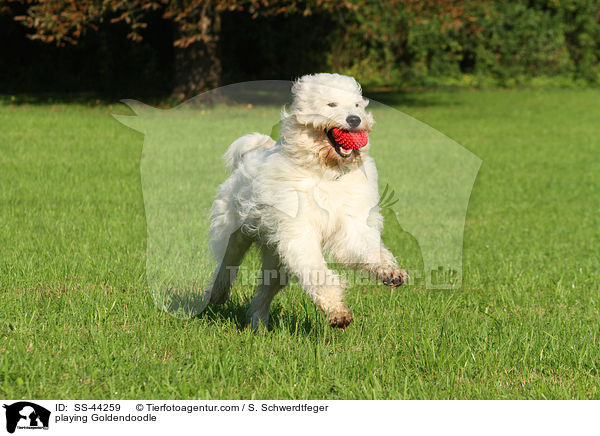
[0,0,599,94]
[330,0,600,87]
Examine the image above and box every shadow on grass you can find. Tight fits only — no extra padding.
[0,84,290,108]
[201,299,318,336]
[0,92,174,107]
[2,86,455,109]
[364,88,457,108]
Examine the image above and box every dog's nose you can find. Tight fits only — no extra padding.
[346,115,361,128]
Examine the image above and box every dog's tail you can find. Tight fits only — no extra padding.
[224,133,275,172]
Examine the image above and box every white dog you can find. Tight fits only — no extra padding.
[209,73,407,329]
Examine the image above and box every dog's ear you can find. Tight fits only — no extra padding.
[362,97,370,107]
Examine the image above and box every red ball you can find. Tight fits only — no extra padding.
[331,128,369,150]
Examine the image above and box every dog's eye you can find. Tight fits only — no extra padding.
[327,103,337,107]
[355,103,360,107]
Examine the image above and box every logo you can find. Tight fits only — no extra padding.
[114,80,481,318]
[3,402,50,434]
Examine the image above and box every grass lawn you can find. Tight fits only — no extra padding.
[1,89,599,399]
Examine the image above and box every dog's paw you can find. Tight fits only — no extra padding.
[377,266,409,288]
[328,307,354,329]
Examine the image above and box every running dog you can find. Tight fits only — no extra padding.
[209,73,407,329]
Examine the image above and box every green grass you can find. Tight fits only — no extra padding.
[1,89,599,399]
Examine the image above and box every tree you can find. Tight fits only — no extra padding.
[2,0,524,96]
[2,0,351,97]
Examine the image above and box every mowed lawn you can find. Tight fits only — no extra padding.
[1,89,599,399]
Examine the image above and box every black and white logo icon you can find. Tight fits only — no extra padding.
[3,402,50,434]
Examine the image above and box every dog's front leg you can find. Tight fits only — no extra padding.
[328,218,408,287]
[277,228,353,328]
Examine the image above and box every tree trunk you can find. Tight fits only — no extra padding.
[172,6,221,99]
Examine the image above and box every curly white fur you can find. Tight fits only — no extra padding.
[209,73,407,329]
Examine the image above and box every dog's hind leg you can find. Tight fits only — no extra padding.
[209,228,252,305]
[248,246,288,330]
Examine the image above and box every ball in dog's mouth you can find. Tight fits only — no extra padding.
[326,128,368,159]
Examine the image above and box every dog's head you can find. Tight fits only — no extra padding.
[281,73,374,168]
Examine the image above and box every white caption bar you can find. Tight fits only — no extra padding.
[0,400,596,435]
